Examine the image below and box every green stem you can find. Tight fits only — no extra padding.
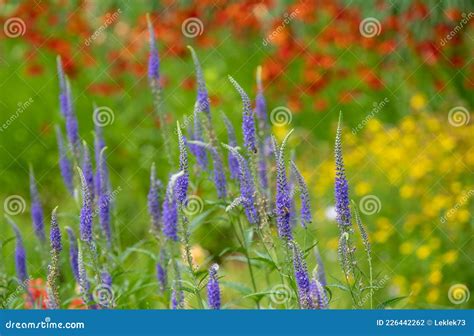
[179,209,205,309]
[231,216,260,309]
[368,254,373,309]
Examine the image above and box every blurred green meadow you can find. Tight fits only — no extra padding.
[0,0,473,309]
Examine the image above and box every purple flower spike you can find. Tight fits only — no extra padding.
[77,167,93,243]
[57,56,68,118]
[189,140,227,199]
[188,103,208,170]
[335,113,351,228]
[7,217,28,283]
[82,143,95,203]
[310,278,328,309]
[273,131,294,240]
[147,14,160,85]
[228,76,257,153]
[50,206,62,252]
[66,227,79,282]
[209,146,227,199]
[254,66,268,131]
[222,114,239,180]
[64,80,80,155]
[175,122,189,204]
[162,171,183,241]
[207,264,221,310]
[290,161,312,227]
[98,148,111,245]
[156,260,167,293]
[188,46,211,117]
[29,167,45,242]
[57,57,80,155]
[223,145,258,224]
[55,126,74,194]
[101,271,112,288]
[291,242,314,309]
[147,162,161,230]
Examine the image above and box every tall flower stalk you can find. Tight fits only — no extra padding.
[147,14,173,166]
[57,56,80,159]
[46,206,61,309]
[273,130,294,241]
[207,264,221,309]
[29,167,45,242]
[334,113,357,302]
[291,242,314,309]
[228,76,257,154]
[55,125,74,195]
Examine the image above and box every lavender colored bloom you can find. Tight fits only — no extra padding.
[257,139,269,191]
[335,113,351,228]
[310,279,328,309]
[190,141,227,199]
[161,172,183,241]
[64,80,80,154]
[188,104,208,169]
[188,46,211,117]
[66,227,79,282]
[175,123,189,204]
[78,167,93,243]
[147,15,160,85]
[8,218,28,283]
[101,271,112,288]
[147,162,161,230]
[291,243,314,309]
[82,143,95,203]
[171,288,181,309]
[228,76,257,153]
[50,206,62,252]
[223,145,258,224]
[273,133,293,240]
[57,57,80,154]
[254,66,268,131]
[55,126,74,194]
[222,114,239,180]
[207,264,221,310]
[290,161,312,227]
[209,146,227,199]
[97,148,111,245]
[56,56,68,118]
[156,261,167,293]
[29,168,45,242]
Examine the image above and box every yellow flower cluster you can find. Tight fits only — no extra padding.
[304,108,472,307]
